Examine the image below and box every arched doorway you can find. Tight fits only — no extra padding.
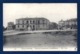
[27,25,32,31]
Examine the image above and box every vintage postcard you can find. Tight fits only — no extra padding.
[3,3,77,51]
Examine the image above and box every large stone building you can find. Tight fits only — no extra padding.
[15,17,50,31]
[58,18,77,29]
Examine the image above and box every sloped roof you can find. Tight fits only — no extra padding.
[16,17,49,21]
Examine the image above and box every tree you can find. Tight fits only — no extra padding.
[49,22,58,29]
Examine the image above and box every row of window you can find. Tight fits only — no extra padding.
[17,25,35,28]
[17,20,46,24]
[16,24,46,28]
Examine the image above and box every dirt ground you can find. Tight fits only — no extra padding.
[3,32,77,49]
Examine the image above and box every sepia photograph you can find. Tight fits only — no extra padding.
[3,3,77,51]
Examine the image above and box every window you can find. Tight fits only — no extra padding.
[43,20,45,24]
[27,25,29,27]
[33,20,35,24]
[26,21,28,24]
[38,20,40,24]
[31,20,33,24]
[22,20,24,24]
[33,25,35,30]
[22,25,24,28]
[30,20,31,23]
[17,25,19,28]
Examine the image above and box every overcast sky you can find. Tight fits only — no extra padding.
[3,3,77,27]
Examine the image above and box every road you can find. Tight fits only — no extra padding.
[3,33,76,49]
[3,29,77,36]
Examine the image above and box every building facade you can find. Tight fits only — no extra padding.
[7,22,14,30]
[58,18,77,29]
[15,18,50,31]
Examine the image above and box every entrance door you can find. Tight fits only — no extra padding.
[27,26,31,31]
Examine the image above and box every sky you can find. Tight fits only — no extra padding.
[3,3,77,27]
